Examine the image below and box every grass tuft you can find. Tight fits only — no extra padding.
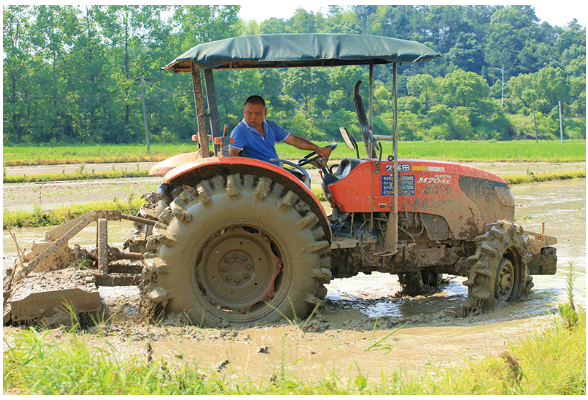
[3,199,145,229]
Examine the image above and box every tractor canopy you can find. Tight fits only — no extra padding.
[162,33,440,72]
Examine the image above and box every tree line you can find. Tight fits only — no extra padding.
[2,5,586,146]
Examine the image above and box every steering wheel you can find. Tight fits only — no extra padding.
[297,143,337,167]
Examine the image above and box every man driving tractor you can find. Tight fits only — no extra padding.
[228,95,332,165]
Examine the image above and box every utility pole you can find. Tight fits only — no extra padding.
[533,99,538,143]
[559,101,563,144]
[136,74,150,152]
[494,67,504,108]
[532,81,538,143]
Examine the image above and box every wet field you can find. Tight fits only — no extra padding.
[4,178,585,310]
[3,177,586,379]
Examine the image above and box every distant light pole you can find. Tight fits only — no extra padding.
[494,67,504,108]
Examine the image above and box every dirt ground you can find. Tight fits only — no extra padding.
[3,161,585,212]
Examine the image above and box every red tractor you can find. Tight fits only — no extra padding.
[131,34,557,327]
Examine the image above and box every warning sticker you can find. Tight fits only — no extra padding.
[382,175,415,196]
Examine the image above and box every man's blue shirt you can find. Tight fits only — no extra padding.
[229,119,290,165]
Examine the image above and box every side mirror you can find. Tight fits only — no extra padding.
[339,127,360,159]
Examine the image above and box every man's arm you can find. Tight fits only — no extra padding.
[229,147,241,157]
[283,134,332,158]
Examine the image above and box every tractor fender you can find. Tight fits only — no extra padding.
[149,151,202,176]
[162,156,330,234]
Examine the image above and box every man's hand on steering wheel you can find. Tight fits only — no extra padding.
[315,145,333,158]
[297,143,337,167]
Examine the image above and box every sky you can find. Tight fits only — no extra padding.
[237,1,587,28]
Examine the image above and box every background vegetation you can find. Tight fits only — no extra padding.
[3,5,586,146]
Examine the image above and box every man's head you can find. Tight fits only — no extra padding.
[243,95,267,129]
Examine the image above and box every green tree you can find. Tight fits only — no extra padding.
[446,32,486,74]
[438,69,489,107]
[260,17,287,34]
[535,67,570,113]
[485,6,541,76]
[505,72,536,113]
[287,8,317,33]
[3,5,35,143]
[283,68,329,113]
[30,5,80,143]
[407,74,437,112]
[329,65,365,109]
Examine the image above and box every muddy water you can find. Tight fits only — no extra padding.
[325,178,586,324]
[4,178,585,314]
[3,178,585,381]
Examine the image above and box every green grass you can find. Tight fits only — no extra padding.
[3,143,197,166]
[4,139,586,166]
[3,309,585,394]
[502,170,586,184]
[387,139,586,163]
[2,199,144,229]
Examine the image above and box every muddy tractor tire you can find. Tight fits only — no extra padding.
[124,185,176,253]
[141,173,332,327]
[463,220,532,314]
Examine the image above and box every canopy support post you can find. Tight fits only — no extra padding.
[385,62,399,253]
[369,61,374,133]
[191,63,210,158]
[203,69,221,154]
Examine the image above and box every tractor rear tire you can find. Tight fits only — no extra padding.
[463,220,532,314]
[141,173,332,327]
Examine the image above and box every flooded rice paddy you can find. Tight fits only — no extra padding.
[3,177,586,379]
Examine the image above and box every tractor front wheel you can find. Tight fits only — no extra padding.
[463,220,532,314]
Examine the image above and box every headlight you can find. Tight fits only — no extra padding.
[495,186,515,207]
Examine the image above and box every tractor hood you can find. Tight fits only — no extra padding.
[162,33,441,72]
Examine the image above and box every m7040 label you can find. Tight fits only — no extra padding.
[417,174,452,185]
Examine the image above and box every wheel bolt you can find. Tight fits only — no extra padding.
[221,266,227,272]
[232,253,238,259]
[224,257,230,263]
[246,264,252,270]
[226,275,231,280]
[243,273,249,279]
[241,255,247,261]
[235,278,241,283]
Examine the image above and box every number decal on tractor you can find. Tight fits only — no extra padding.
[385,164,410,172]
[423,184,452,195]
